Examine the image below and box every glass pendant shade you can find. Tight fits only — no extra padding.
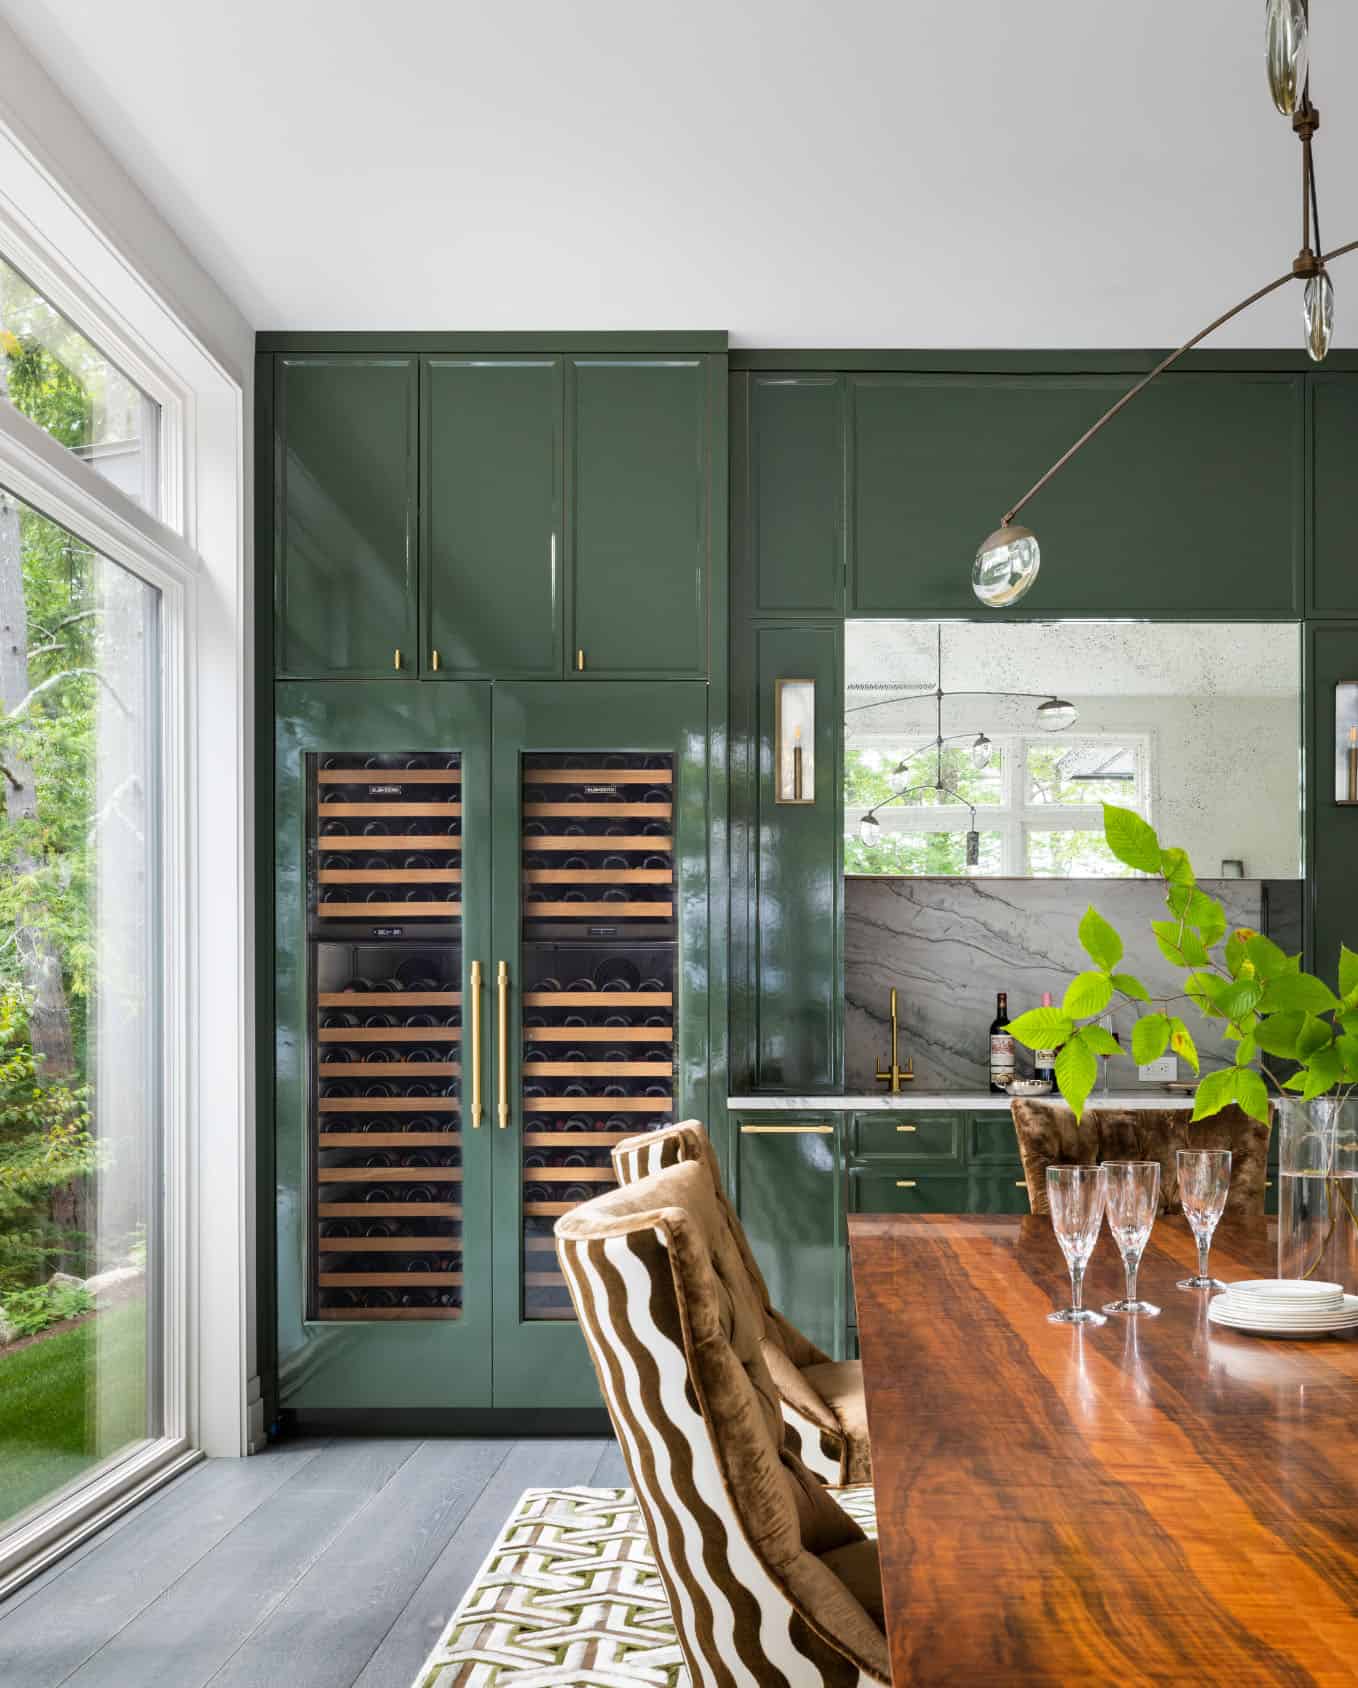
[859,813,882,845]
[888,761,910,793]
[1265,0,1309,116]
[1037,697,1079,732]
[1304,270,1335,362]
[973,524,1040,608]
[965,829,980,867]
[970,733,992,770]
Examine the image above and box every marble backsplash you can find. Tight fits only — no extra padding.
[844,877,1302,1093]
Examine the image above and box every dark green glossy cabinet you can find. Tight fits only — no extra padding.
[422,358,562,678]
[733,1118,844,1357]
[274,358,419,678]
[1311,376,1358,615]
[745,375,845,616]
[568,357,714,678]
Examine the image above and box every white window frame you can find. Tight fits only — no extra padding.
[846,733,1154,876]
[0,77,254,1598]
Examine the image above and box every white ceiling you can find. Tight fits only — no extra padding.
[1,1,1355,344]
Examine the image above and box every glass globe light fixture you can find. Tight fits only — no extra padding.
[1037,697,1079,732]
[970,732,992,770]
[859,812,882,845]
[1266,0,1309,116]
[1304,269,1334,362]
[972,523,1041,608]
[965,829,981,867]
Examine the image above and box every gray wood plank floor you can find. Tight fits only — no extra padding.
[0,1435,632,1687]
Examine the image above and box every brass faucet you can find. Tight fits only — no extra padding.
[875,987,914,1093]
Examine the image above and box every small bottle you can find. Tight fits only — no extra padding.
[1033,991,1058,1087]
[989,991,1015,1094]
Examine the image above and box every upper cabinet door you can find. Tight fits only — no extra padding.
[275,357,418,677]
[567,357,711,678]
[422,358,563,678]
[850,372,1303,616]
[1311,375,1358,616]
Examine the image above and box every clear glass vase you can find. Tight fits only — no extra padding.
[1276,1098,1358,1291]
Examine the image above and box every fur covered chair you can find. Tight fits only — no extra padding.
[612,1120,870,1486]
[555,1159,890,1686]
[1010,1098,1273,1216]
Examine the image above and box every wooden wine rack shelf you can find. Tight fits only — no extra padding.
[319,836,461,852]
[318,1201,461,1218]
[319,1272,463,1287]
[523,1061,671,1077]
[318,1097,458,1113]
[523,868,671,884]
[320,901,459,917]
[318,991,460,1007]
[320,869,460,884]
[318,1166,463,1183]
[522,991,671,1007]
[319,1027,460,1043]
[320,1307,461,1322]
[523,1096,671,1112]
[319,769,461,784]
[522,1167,615,1184]
[320,802,462,817]
[529,768,671,784]
[526,901,671,918]
[318,1131,457,1148]
[319,1236,458,1252]
[528,1026,672,1042]
[523,803,670,819]
[320,1062,458,1076]
[523,835,672,851]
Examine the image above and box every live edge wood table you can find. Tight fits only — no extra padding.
[849,1212,1358,1686]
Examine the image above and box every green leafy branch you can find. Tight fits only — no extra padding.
[1004,803,1358,1125]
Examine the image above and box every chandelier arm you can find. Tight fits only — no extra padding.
[1001,237,1358,528]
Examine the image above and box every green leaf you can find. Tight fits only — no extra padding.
[1188,890,1227,946]
[1297,1014,1334,1059]
[1151,920,1209,968]
[1234,1068,1270,1125]
[1062,971,1113,1019]
[1183,971,1223,1017]
[1215,978,1263,1021]
[1102,803,1162,874]
[1261,973,1340,1015]
[1341,944,1358,1001]
[1336,1034,1358,1082]
[1055,1031,1099,1123]
[1110,972,1151,1003]
[1169,1018,1199,1074]
[1081,1024,1122,1057]
[1006,1007,1074,1052]
[1160,846,1195,887]
[1192,1068,1237,1122]
[1077,905,1122,972]
[1225,928,1258,975]
[1299,1047,1344,1103]
[1244,934,1291,981]
[1234,1033,1257,1068]
[1253,1011,1305,1059]
[1131,1014,1171,1065]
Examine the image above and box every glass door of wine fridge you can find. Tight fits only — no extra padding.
[490,682,709,1407]
[275,681,492,1410]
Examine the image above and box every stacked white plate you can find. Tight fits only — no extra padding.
[1208,1278,1358,1338]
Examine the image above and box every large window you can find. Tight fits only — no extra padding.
[0,490,161,1528]
[846,736,1152,877]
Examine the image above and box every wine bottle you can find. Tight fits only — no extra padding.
[989,991,1016,1094]
[1033,991,1058,1086]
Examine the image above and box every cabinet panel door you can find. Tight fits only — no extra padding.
[749,375,845,614]
[851,373,1302,616]
[423,358,562,678]
[1312,377,1358,615]
[275,357,418,677]
[567,357,711,678]
[736,1120,843,1358]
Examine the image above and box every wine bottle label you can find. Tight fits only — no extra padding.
[989,1034,1016,1077]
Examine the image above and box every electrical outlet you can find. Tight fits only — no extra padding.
[1138,1056,1177,1083]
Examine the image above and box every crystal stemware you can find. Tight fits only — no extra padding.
[1046,1164,1108,1326]
[1101,1160,1161,1316]
[1176,1147,1232,1291]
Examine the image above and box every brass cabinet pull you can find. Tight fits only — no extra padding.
[896,1180,918,1188]
[576,648,585,672]
[895,1124,918,1133]
[431,648,441,672]
[1015,1181,1027,1188]
[496,961,509,1128]
[393,648,403,671]
[469,960,483,1127]
[739,1124,833,1135]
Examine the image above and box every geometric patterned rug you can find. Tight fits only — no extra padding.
[410,1484,879,1687]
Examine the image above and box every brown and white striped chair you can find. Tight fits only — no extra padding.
[613,1120,871,1486]
[556,1159,891,1686]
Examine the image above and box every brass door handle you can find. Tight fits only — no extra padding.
[496,960,509,1128]
[469,960,483,1127]
[575,648,585,672]
[1015,1181,1027,1188]
[738,1124,833,1135]
[895,1124,918,1133]
[431,648,441,672]
[896,1180,918,1188]
[393,648,403,671]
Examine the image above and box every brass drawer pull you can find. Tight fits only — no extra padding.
[1015,1181,1027,1188]
[468,960,483,1128]
[576,648,585,672]
[496,961,509,1129]
[895,1124,917,1133]
[895,1179,918,1188]
[739,1124,833,1135]
[431,648,441,672]
[393,648,403,671]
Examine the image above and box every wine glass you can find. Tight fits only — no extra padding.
[1176,1147,1232,1291]
[1046,1165,1108,1326]
[1101,1160,1161,1316]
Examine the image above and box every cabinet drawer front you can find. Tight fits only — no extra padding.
[968,1110,1022,1165]
[852,1112,962,1165]
[850,1172,970,1215]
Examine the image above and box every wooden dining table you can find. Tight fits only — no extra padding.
[849,1211,1358,1686]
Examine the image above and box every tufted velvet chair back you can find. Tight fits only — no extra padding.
[1011,1099,1273,1217]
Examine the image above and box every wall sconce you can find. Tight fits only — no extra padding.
[774,678,815,804]
[1337,682,1358,804]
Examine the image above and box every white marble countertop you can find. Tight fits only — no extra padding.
[727,1090,1199,1112]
